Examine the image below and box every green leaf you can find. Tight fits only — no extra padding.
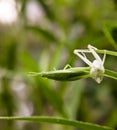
[0,116,113,130]
[25,26,58,42]
[35,79,68,117]
[20,0,27,15]
[20,51,67,117]
[103,21,117,49]
[66,81,85,119]
[29,67,90,81]
[20,51,39,72]
[37,0,55,20]
[29,67,117,82]
[27,49,117,82]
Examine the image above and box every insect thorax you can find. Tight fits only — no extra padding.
[90,60,105,83]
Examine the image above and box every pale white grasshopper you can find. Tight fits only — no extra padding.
[74,45,106,83]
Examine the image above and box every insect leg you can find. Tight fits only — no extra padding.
[102,50,106,65]
[74,50,92,66]
[88,44,102,62]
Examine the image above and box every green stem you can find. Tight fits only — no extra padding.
[73,49,117,57]
[97,50,117,57]
[105,69,117,80]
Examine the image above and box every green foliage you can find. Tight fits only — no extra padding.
[29,68,117,82]
[29,67,90,81]
[25,25,58,42]
[0,116,113,130]
[29,49,117,83]
[0,0,117,130]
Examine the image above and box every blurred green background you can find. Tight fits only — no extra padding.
[0,0,117,130]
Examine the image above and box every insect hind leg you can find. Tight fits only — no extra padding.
[88,44,102,63]
[102,50,106,65]
[74,50,92,66]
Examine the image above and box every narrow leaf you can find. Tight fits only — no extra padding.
[25,26,58,42]
[103,22,117,49]
[29,67,90,81]
[0,116,113,130]
[37,0,55,20]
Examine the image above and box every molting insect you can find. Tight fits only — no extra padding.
[74,45,106,83]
